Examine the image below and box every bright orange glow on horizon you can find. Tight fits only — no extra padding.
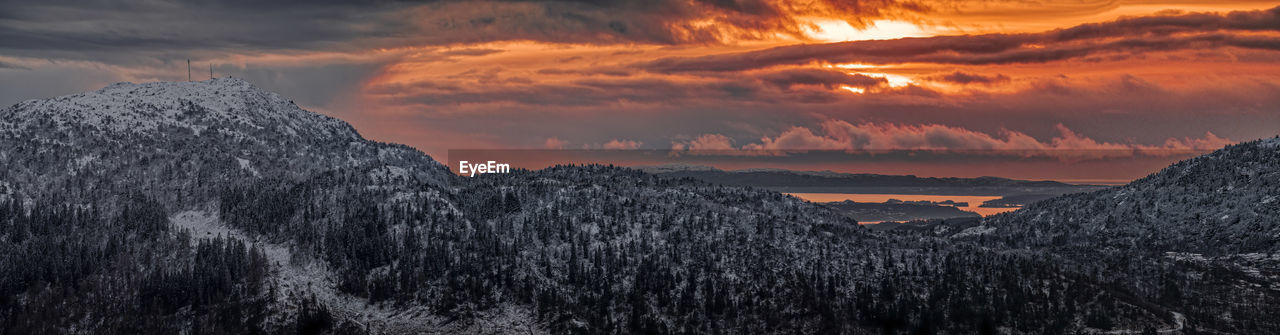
[14,1,1270,183]
[802,19,938,42]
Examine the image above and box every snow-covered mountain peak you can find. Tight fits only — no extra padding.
[0,78,450,203]
[2,77,358,141]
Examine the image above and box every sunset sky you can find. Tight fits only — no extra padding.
[2,1,1278,182]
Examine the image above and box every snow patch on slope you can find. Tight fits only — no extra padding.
[235,157,260,177]
[170,210,330,302]
[952,225,996,238]
[169,210,546,334]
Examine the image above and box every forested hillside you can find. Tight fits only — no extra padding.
[947,137,1280,333]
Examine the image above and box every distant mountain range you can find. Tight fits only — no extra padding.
[637,164,1102,196]
[0,79,1275,334]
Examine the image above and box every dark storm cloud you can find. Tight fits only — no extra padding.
[757,69,886,90]
[0,65,123,106]
[406,0,926,45]
[0,0,926,63]
[0,0,418,63]
[227,62,386,109]
[637,6,1280,73]
[536,68,635,77]
[439,48,507,57]
[930,71,1009,85]
[364,69,896,107]
[1046,6,1280,41]
[369,77,768,107]
[0,61,27,70]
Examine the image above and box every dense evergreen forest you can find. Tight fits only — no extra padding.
[3,163,1269,333]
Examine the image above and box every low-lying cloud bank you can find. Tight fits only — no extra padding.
[672,120,1234,161]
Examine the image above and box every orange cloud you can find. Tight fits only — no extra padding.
[603,139,643,149]
[544,137,569,149]
[672,134,736,151]
[674,120,1236,161]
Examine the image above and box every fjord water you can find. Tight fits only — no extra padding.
[786,193,1020,217]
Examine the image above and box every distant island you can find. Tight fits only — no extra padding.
[978,193,1061,208]
[886,198,968,207]
[819,199,980,223]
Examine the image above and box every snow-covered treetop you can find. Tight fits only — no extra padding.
[1260,136,1280,149]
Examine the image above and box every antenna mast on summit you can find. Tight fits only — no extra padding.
[187,59,191,81]
[210,64,213,79]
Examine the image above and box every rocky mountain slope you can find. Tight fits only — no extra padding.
[0,78,449,208]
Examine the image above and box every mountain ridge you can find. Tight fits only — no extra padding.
[0,78,451,207]
[644,166,1099,197]
[4,78,354,139]
[638,163,1081,186]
